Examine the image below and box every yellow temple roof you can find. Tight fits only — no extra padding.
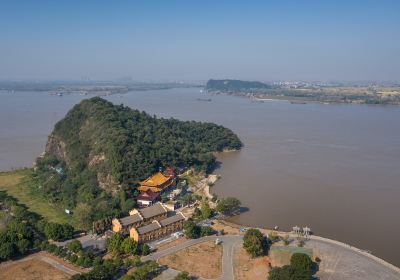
[139,172,171,187]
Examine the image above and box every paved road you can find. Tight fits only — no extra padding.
[142,235,243,280]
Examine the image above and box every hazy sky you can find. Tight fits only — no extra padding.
[1,0,399,82]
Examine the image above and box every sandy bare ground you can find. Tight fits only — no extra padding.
[0,251,87,280]
[0,258,70,280]
[158,241,222,279]
[212,220,241,235]
[155,237,188,251]
[233,243,270,280]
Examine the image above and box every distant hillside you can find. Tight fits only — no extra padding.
[206,79,271,91]
[34,97,242,227]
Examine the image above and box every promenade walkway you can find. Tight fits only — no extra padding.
[143,233,400,280]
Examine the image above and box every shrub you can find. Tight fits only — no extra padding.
[69,254,78,263]
[268,231,280,243]
[297,238,305,247]
[16,239,30,255]
[216,197,241,215]
[67,240,83,253]
[290,253,313,272]
[106,234,123,254]
[83,256,93,268]
[243,228,267,257]
[268,265,311,280]
[140,244,150,256]
[200,226,214,237]
[282,234,290,245]
[75,256,84,266]
[93,256,103,266]
[121,237,138,255]
[174,271,192,280]
[183,220,201,239]
[0,242,15,260]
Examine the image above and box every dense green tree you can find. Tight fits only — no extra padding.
[290,253,313,272]
[119,191,135,214]
[70,259,119,280]
[93,256,103,266]
[67,240,83,253]
[121,237,138,255]
[216,197,241,215]
[183,220,200,239]
[43,222,74,241]
[201,201,212,219]
[16,239,30,255]
[74,203,93,230]
[192,207,202,219]
[0,242,15,260]
[268,265,311,280]
[139,244,150,256]
[106,234,123,254]
[179,193,195,206]
[243,228,267,257]
[200,226,214,237]
[120,260,160,280]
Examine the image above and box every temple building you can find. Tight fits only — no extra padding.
[112,203,167,234]
[136,190,160,207]
[130,212,186,243]
[137,171,176,193]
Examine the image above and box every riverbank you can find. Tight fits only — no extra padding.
[181,170,400,273]
[214,220,400,274]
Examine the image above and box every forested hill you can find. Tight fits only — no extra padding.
[34,97,241,226]
[206,79,271,91]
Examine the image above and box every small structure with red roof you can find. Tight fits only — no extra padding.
[136,190,160,207]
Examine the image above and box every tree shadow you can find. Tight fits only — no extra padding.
[239,206,249,214]
[209,160,222,172]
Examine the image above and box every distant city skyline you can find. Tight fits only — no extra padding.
[1,1,399,81]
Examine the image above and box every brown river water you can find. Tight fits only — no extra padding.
[0,88,399,266]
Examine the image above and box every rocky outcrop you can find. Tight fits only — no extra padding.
[44,134,67,161]
[97,172,120,195]
[88,153,105,167]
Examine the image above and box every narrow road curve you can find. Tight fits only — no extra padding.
[142,235,243,280]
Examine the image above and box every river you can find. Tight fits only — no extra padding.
[0,88,399,266]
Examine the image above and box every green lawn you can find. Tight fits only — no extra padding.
[0,169,72,225]
[269,246,313,267]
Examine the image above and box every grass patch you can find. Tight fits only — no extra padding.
[269,246,313,267]
[0,169,72,225]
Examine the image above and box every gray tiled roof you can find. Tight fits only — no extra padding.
[159,213,185,227]
[137,221,161,234]
[139,203,167,219]
[119,214,142,226]
[135,213,185,235]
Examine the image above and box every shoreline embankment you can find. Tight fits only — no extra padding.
[217,219,400,273]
